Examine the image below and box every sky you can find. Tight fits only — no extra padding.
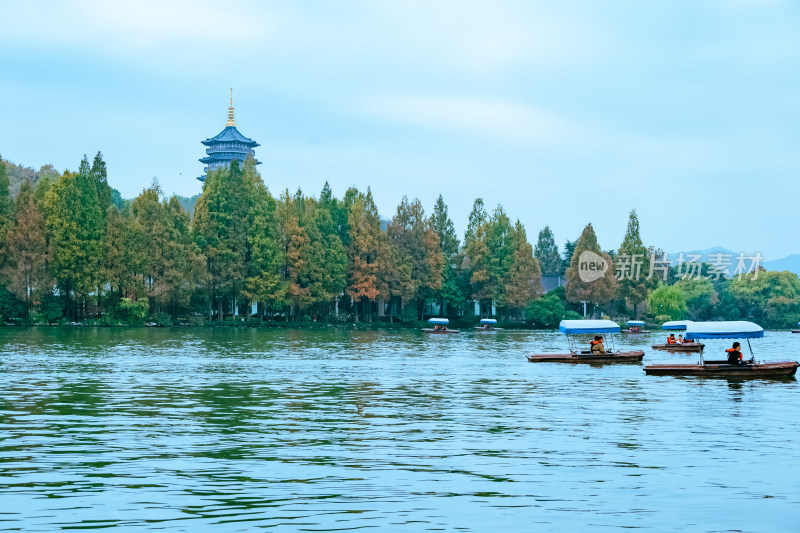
[1,0,799,259]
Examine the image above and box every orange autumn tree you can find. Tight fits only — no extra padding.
[346,191,381,322]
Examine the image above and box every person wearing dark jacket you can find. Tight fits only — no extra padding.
[726,342,744,365]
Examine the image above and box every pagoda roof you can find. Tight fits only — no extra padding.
[199,155,261,165]
[201,126,260,147]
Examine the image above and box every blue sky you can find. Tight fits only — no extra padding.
[1,1,798,259]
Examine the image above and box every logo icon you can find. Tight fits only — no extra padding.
[578,251,608,282]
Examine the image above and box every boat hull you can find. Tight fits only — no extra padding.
[527,350,644,363]
[422,328,461,334]
[474,327,503,331]
[792,329,800,333]
[645,360,798,377]
[652,343,704,352]
[622,329,651,334]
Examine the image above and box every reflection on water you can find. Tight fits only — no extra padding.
[0,327,798,531]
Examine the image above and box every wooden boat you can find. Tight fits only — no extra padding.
[528,350,644,363]
[645,360,798,377]
[527,319,643,364]
[652,320,701,350]
[652,342,704,352]
[792,330,800,334]
[645,320,799,379]
[622,320,650,334]
[423,317,460,334]
[475,318,503,331]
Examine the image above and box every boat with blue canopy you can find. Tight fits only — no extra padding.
[422,317,460,334]
[645,321,798,377]
[475,318,502,331]
[652,320,704,352]
[622,320,650,334]
[527,319,644,363]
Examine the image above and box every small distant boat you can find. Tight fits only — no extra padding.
[792,321,800,333]
[621,320,650,334]
[651,320,704,352]
[475,318,502,331]
[645,321,798,378]
[422,317,460,334]
[527,319,644,363]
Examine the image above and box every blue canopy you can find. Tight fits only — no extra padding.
[428,318,449,324]
[662,320,692,330]
[559,319,620,335]
[480,318,497,324]
[626,320,645,326]
[686,321,764,340]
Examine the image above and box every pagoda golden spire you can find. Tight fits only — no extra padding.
[226,88,236,127]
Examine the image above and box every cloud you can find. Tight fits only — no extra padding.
[362,93,715,168]
[0,0,270,65]
[363,94,580,144]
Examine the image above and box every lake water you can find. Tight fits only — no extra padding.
[1,327,798,531]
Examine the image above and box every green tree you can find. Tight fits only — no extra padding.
[616,210,653,318]
[565,223,617,312]
[526,287,580,328]
[675,278,718,320]
[192,158,256,320]
[648,284,687,321]
[561,239,576,274]
[311,196,347,314]
[534,225,561,275]
[43,157,105,320]
[276,190,311,320]
[464,198,487,244]
[388,196,443,318]
[243,184,286,320]
[430,195,464,314]
[0,155,12,241]
[503,220,542,318]
[103,203,145,305]
[721,271,800,327]
[90,152,112,214]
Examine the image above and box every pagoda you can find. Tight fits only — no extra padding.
[197,89,260,181]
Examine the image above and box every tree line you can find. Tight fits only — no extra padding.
[0,153,797,328]
[0,154,541,325]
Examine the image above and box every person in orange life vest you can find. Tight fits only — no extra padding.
[590,335,606,354]
[667,333,677,344]
[726,342,745,365]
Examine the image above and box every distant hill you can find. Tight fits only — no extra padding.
[763,254,800,276]
[176,194,200,215]
[665,247,799,276]
[665,246,738,262]
[1,159,58,198]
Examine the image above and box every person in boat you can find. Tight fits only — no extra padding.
[667,334,677,344]
[677,334,684,343]
[482,323,489,329]
[590,335,606,354]
[726,342,745,365]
